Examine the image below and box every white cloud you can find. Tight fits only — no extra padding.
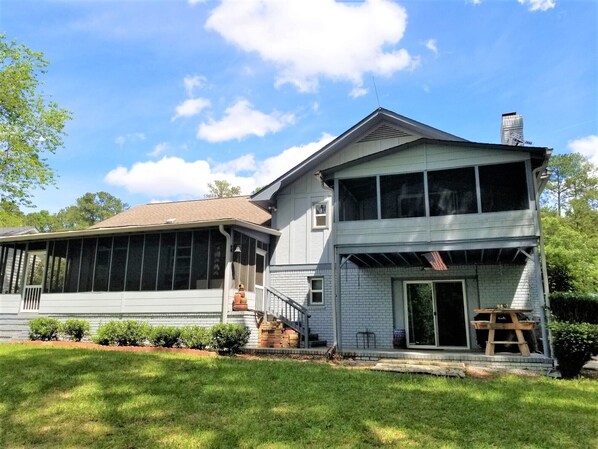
[147,142,172,157]
[115,132,145,147]
[350,86,368,98]
[568,135,598,166]
[172,98,211,121]
[425,39,438,56]
[517,0,556,11]
[188,0,207,5]
[104,133,335,199]
[205,0,416,94]
[197,99,295,142]
[183,75,206,97]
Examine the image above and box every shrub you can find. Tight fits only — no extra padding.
[61,319,91,342]
[149,325,181,348]
[550,292,598,324]
[549,321,598,379]
[28,317,61,341]
[210,323,250,355]
[93,320,150,346]
[180,326,211,350]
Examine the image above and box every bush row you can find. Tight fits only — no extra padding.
[28,318,250,355]
[550,292,598,324]
[29,317,90,342]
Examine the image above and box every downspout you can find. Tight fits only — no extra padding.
[316,171,338,350]
[532,158,553,358]
[218,225,232,324]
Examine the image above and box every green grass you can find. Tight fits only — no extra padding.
[0,344,597,449]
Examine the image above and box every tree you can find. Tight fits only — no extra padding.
[0,35,72,206]
[542,153,597,216]
[56,192,128,229]
[205,180,241,198]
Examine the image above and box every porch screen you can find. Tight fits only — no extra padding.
[338,177,378,221]
[479,162,529,212]
[380,172,426,218]
[427,167,477,216]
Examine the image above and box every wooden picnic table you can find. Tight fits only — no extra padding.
[471,308,535,356]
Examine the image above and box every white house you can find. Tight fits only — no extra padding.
[0,109,552,364]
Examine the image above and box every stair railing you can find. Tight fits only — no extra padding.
[264,286,310,348]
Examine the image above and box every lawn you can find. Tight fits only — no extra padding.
[0,344,596,449]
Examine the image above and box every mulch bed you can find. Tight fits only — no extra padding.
[11,340,216,357]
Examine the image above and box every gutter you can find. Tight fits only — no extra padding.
[532,154,553,359]
[218,225,232,324]
[316,171,338,350]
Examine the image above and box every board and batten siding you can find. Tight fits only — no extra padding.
[333,142,531,178]
[36,290,222,315]
[271,169,333,266]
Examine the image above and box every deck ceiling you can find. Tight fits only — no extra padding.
[342,247,533,269]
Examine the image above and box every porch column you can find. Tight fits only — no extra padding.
[533,246,551,358]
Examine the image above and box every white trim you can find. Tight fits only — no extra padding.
[308,276,325,306]
[312,200,329,230]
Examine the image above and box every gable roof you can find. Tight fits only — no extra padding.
[251,108,466,206]
[319,138,552,182]
[90,196,271,230]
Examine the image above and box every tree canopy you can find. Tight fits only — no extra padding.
[0,35,72,206]
[205,180,241,198]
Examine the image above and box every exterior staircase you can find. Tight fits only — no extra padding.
[261,287,327,348]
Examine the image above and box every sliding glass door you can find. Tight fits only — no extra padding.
[404,280,469,349]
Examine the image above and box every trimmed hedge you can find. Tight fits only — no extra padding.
[549,321,598,379]
[61,319,91,342]
[28,317,61,341]
[210,323,251,355]
[180,326,211,350]
[550,292,598,324]
[149,325,181,348]
[93,320,150,346]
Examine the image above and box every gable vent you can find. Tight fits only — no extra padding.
[358,123,411,142]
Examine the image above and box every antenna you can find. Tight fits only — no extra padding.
[372,76,380,108]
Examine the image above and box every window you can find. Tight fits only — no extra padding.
[427,167,477,216]
[380,172,426,218]
[313,200,329,229]
[339,177,378,221]
[309,277,324,305]
[479,162,529,212]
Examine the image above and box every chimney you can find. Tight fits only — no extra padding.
[501,112,525,146]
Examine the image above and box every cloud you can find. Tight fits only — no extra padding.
[105,133,335,199]
[115,132,146,147]
[172,98,211,121]
[147,142,172,157]
[568,135,598,166]
[350,86,368,98]
[183,75,206,97]
[517,0,556,11]
[205,0,416,94]
[197,99,295,142]
[188,0,207,4]
[425,39,438,56]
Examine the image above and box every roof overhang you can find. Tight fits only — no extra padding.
[0,218,280,244]
[338,238,538,268]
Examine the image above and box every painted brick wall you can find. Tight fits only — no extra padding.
[269,267,334,345]
[271,258,540,350]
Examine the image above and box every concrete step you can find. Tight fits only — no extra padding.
[372,360,466,378]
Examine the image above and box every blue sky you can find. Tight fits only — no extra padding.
[2,0,596,212]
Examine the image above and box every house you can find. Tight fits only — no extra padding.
[0,108,553,363]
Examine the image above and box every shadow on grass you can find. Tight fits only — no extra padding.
[0,344,597,448]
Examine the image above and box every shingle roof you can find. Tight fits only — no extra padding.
[90,196,271,230]
[0,227,38,236]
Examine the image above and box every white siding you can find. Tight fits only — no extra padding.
[0,294,21,314]
[38,290,222,315]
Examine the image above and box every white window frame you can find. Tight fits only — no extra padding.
[312,200,329,230]
[308,277,324,306]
